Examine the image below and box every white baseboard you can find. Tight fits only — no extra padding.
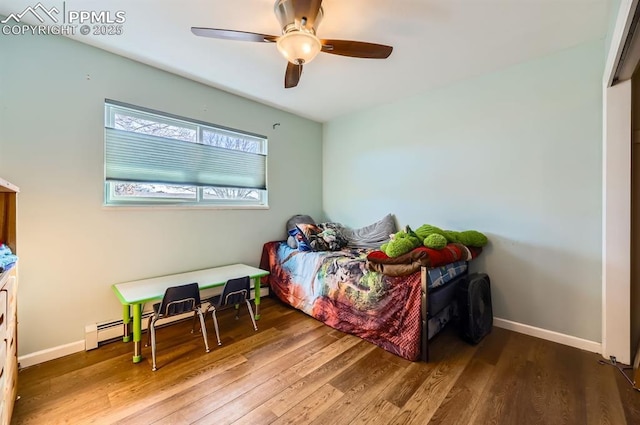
[493,317,602,354]
[18,340,86,369]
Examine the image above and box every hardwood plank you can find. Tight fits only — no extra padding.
[524,338,588,424]
[289,332,362,377]
[349,397,401,425]
[308,350,406,425]
[204,304,295,345]
[388,335,477,425]
[263,339,376,417]
[270,383,344,425]
[191,368,307,425]
[613,361,640,424]
[13,349,146,423]
[585,356,628,425]
[467,332,536,425]
[472,326,510,366]
[94,353,248,424]
[84,303,319,424]
[328,349,394,392]
[102,328,284,409]
[10,298,640,425]
[193,336,369,425]
[229,405,279,425]
[241,317,325,361]
[427,358,495,425]
[380,361,439,409]
[142,326,337,424]
[380,331,462,409]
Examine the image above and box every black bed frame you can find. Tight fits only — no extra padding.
[420,267,468,362]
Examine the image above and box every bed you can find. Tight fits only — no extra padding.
[260,240,481,361]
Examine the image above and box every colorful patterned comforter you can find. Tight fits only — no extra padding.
[261,241,424,360]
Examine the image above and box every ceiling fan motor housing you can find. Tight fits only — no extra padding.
[274,0,324,34]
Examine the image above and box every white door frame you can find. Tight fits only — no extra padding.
[602,0,637,365]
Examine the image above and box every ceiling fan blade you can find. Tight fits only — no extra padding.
[285,62,303,88]
[191,27,278,43]
[321,40,393,59]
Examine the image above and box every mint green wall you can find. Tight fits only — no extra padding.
[0,34,322,355]
[605,0,622,61]
[324,40,604,342]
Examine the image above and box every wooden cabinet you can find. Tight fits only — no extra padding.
[0,178,18,425]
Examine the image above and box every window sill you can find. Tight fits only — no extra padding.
[102,204,269,211]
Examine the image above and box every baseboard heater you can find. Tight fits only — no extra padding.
[85,311,154,350]
[85,286,269,350]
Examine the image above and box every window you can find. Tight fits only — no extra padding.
[104,100,267,207]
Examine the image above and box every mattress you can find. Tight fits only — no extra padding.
[428,272,466,318]
[426,260,467,290]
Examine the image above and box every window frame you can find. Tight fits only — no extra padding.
[104,100,268,209]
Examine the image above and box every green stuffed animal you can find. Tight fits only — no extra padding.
[415,224,488,249]
[415,224,446,240]
[415,224,449,249]
[423,233,448,250]
[380,225,422,257]
[456,230,488,247]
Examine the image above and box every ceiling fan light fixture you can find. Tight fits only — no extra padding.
[192,0,393,88]
[276,31,321,65]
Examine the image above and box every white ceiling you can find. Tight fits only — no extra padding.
[1,0,612,122]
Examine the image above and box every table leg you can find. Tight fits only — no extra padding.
[122,305,131,342]
[253,276,261,320]
[132,303,142,363]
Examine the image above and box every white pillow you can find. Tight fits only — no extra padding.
[342,214,397,249]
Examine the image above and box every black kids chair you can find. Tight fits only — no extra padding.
[146,282,210,371]
[205,276,258,346]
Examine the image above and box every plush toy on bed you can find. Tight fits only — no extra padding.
[380,223,489,258]
[415,224,488,249]
[380,225,422,258]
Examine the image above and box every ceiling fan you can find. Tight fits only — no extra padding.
[191,0,393,88]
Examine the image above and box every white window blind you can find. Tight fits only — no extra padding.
[104,100,268,207]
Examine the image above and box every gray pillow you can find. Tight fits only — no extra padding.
[285,214,316,248]
[342,214,397,249]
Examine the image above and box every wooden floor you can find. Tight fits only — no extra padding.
[11,297,640,425]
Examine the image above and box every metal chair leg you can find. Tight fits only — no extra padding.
[197,308,210,353]
[211,309,222,346]
[150,319,158,371]
[245,300,258,331]
[145,315,153,347]
[191,311,200,334]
